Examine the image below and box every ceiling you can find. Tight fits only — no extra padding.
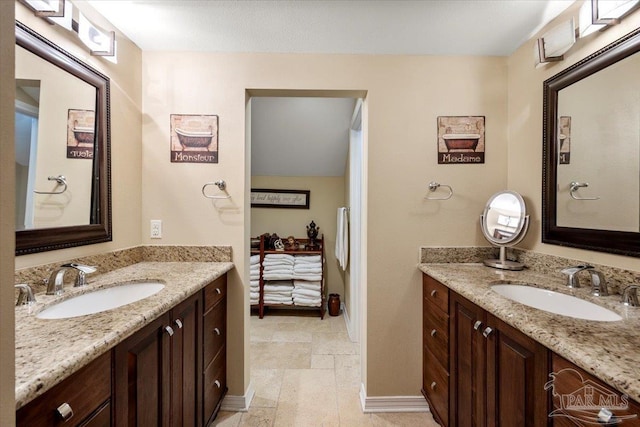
[88,0,574,177]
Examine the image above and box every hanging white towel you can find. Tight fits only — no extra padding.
[335,207,349,271]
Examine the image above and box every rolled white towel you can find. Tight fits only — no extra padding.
[293,281,321,291]
[263,267,294,274]
[250,254,261,264]
[264,283,294,292]
[293,267,322,274]
[265,254,295,262]
[263,273,294,280]
[250,280,260,286]
[292,273,322,281]
[250,291,259,298]
[250,264,260,272]
[293,296,322,307]
[292,288,321,298]
[294,255,321,264]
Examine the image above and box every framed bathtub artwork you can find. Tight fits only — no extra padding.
[66,109,95,159]
[437,116,485,164]
[558,116,571,164]
[250,189,311,209]
[170,114,219,163]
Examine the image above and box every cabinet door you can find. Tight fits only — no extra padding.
[485,314,549,427]
[114,313,172,427]
[170,292,202,427]
[450,292,487,427]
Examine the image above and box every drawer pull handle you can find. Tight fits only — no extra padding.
[473,320,483,331]
[174,319,183,329]
[430,329,437,337]
[164,326,174,336]
[214,327,221,336]
[482,327,493,338]
[214,380,221,388]
[216,288,221,295]
[56,402,74,421]
[430,381,437,390]
[430,289,437,297]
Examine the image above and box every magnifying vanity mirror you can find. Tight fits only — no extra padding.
[15,22,111,255]
[480,191,530,270]
[543,27,640,257]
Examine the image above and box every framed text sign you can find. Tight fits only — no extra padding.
[251,189,310,209]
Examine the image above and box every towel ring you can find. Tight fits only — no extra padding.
[202,179,231,199]
[34,175,67,195]
[425,181,453,200]
[569,182,599,200]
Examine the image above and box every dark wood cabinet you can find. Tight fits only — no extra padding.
[485,313,549,427]
[114,290,206,426]
[549,353,640,427]
[203,275,228,425]
[422,275,450,426]
[449,291,487,427]
[424,273,549,427]
[16,351,112,427]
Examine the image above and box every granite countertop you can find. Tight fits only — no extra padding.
[419,263,640,402]
[15,261,234,410]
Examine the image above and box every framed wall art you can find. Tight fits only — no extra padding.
[170,114,219,163]
[67,109,94,159]
[250,189,310,209]
[437,116,485,164]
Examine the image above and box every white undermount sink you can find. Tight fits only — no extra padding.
[36,282,165,320]
[491,283,622,322]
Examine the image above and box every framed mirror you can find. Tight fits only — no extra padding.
[15,21,111,255]
[480,191,529,270]
[543,27,640,257]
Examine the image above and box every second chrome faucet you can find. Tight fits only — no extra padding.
[560,265,608,296]
[46,263,97,295]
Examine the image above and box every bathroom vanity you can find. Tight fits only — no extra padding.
[14,261,232,426]
[420,264,640,427]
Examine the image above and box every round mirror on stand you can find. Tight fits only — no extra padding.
[480,191,530,271]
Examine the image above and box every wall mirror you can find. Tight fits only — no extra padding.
[480,191,529,270]
[543,27,640,257]
[15,22,111,255]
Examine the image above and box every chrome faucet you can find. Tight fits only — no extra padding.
[588,270,608,296]
[15,284,36,306]
[622,285,640,307]
[46,263,97,295]
[560,265,594,288]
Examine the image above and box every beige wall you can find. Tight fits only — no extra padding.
[14,0,143,269]
[142,51,508,396]
[1,2,15,424]
[251,175,346,297]
[507,2,640,270]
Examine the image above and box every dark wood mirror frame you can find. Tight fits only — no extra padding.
[15,21,111,255]
[543,27,640,257]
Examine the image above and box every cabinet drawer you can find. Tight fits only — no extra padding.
[423,346,449,425]
[79,401,110,427]
[204,350,227,421]
[204,275,227,313]
[423,275,449,314]
[204,300,226,366]
[423,312,449,370]
[17,351,111,427]
[550,353,640,426]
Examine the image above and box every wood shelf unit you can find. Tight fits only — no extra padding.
[251,234,326,319]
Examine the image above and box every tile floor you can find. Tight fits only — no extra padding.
[213,311,440,426]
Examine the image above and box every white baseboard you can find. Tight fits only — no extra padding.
[359,383,430,413]
[220,381,255,412]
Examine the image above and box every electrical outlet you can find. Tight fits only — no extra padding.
[150,220,162,239]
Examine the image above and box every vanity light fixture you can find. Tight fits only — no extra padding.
[19,0,65,17]
[535,18,576,66]
[78,13,116,56]
[579,0,640,37]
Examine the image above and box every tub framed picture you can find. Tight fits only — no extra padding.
[437,116,485,164]
[66,109,95,159]
[170,114,219,163]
